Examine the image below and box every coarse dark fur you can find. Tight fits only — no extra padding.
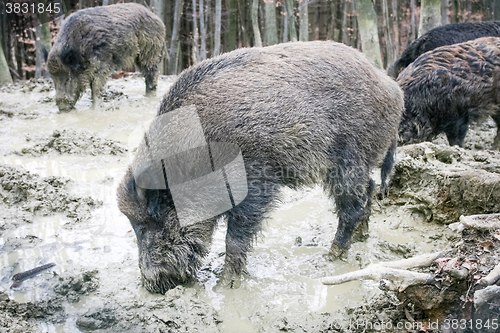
[46,3,165,112]
[397,37,500,148]
[388,21,500,79]
[117,41,404,294]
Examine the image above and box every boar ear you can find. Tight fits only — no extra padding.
[60,48,81,71]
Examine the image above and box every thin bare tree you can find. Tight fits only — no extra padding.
[252,0,263,46]
[299,0,308,41]
[265,0,278,45]
[214,0,221,56]
[169,0,183,74]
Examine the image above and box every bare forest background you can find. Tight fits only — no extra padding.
[1,0,500,85]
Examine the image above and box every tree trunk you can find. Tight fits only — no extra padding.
[0,33,12,86]
[213,0,222,56]
[103,0,109,5]
[410,0,417,41]
[200,0,207,60]
[342,0,349,45]
[354,0,383,68]
[153,0,166,74]
[382,0,395,69]
[265,0,278,45]
[441,0,449,24]
[286,0,297,42]
[35,21,51,79]
[419,0,441,37]
[192,0,200,64]
[283,2,289,43]
[391,0,399,59]
[251,0,263,47]
[169,0,183,74]
[227,0,237,51]
[298,0,308,41]
[495,0,500,20]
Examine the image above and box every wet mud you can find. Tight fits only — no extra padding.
[0,77,498,332]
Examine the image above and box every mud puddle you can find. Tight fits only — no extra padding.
[0,77,497,332]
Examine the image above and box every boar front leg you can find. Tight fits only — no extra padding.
[90,79,105,109]
[328,148,373,259]
[221,177,280,288]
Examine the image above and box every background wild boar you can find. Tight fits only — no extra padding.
[388,21,500,79]
[397,37,500,148]
[47,3,165,111]
[117,41,404,294]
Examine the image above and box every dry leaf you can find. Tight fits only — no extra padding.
[480,241,494,252]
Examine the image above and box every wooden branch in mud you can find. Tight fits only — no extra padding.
[479,262,500,286]
[459,213,500,231]
[322,250,450,292]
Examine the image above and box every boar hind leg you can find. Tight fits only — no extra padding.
[222,178,280,288]
[328,149,373,259]
[380,138,397,197]
[492,112,500,150]
[139,63,159,96]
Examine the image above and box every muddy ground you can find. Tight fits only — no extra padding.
[0,77,499,332]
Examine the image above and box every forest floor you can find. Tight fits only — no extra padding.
[0,77,499,332]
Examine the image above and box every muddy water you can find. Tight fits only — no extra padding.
[0,77,454,332]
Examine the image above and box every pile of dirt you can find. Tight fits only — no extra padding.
[383,142,500,224]
[0,164,102,235]
[0,269,100,332]
[74,286,221,332]
[0,102,38,121]
[0,78,53,94]
[17,130,127,156]
[101,88,127,102]
[0,290,64,333]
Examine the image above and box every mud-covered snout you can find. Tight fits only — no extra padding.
[55,95,77,112]
[53,78,81,112]
[132,223,192,294]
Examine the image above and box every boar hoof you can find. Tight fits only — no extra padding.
[329,242,348,260]
[352,219,369,242]
[216,270,242,290]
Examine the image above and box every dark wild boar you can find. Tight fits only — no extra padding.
[47,3,165,112]
[117,41,404,294]
[397,37,500,148]
[388,21,500,79]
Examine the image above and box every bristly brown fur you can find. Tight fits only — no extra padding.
[398,37,500,148]
[388,21,500,79]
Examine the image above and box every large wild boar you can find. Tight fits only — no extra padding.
[388,21,500,79]
[397,37,500,148]
[117,41,404,294]
[47,3,165,112]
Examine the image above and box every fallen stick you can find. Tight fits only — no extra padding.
[322,250,451,292]
[459,213,500,231]
[478,262,500,287]
[10,263,56,289]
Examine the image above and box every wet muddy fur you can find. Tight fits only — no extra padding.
[46,3,165,111]
[397,37,500,148]
[388,21,500,79]
[118,41,404,294]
